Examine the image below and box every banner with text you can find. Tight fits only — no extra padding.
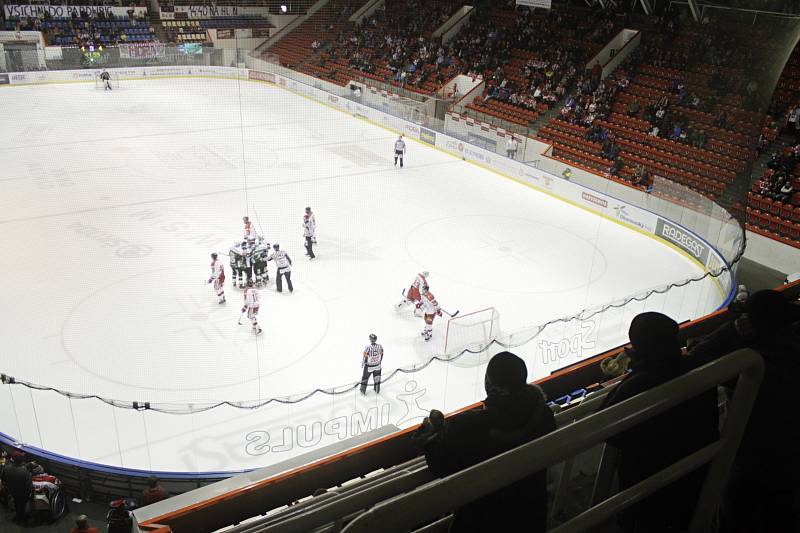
[160,5,269,20]
[4,4,148,19]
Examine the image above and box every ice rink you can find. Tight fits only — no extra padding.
[0,77,723,472]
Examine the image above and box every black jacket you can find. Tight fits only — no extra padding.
[420,385,555,533]
[601,354,719,532]
[1,463,33,500]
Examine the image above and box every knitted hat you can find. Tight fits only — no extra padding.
[745,290,797,332]
[485,351,527,397]
[628,312,680,360]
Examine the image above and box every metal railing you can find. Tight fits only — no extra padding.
[196,387,618,533]
[339,349,763,533]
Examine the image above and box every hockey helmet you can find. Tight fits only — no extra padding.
[211,253,218,259]
[369,334,377,342]
[243,216,250,222]
[422,270,430,277]
[305,206,312,213]
[421,284,429,293]
[273,243,280,250]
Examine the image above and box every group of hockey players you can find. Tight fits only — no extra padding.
[396,270,450,341]
[205,138,428,341]
[207,208,317,334]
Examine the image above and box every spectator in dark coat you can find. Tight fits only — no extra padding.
[141,476,168,506]
[0,452,32,522]
[601,312,719,533]
[689,290,800,533]
[415,351,555,533]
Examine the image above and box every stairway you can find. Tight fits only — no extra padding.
[148,0,167,43]
[720,132,794,209]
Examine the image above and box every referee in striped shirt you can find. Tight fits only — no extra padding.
[361,334,384,395]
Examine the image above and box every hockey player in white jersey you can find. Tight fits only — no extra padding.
[305,207,316,243]
[419,285,441,341]
[394,135,406,168]
[268,243,293,293]
[207,253,226,304]
[396,271,429,311]
[240,286,262,334]
[303,213,316,260]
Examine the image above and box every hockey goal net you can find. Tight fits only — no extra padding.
[443,308,501,357]
[95,73,120,90]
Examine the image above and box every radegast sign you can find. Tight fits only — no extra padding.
[655,218,710,264]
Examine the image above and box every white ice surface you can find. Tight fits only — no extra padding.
[0,78,723,472]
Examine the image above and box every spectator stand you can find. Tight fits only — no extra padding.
[4,5,157,48]
[158,4,274,44]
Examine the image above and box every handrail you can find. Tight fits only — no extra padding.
[340,349,764,533]
[205,389,617,533]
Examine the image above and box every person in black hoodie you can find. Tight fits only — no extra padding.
[414,351,555,533]
[689,290,800,533]
[0,451,32,523]
[601,312,719,533]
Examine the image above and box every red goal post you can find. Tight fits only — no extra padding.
[443,307,501,357]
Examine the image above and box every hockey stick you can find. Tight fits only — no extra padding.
[441,309,460,318]
[252,204,266,239]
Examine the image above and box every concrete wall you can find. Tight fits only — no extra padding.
[586,28,640,79]
[743,229,800,275]
[436,5,474,45]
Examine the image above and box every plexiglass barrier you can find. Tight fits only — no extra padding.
[0,47,742,473]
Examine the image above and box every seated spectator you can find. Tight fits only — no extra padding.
[626,98,640,117]
[0,451,32,523]
[608,156,624,177]
[601,312,719,533]
[141,476,168,506]
[689,290,800,532]
[778,177,794,202]
[107,499,134,533]
[414,351,555,533]
[632,163,645,184]
[70,514,101,533]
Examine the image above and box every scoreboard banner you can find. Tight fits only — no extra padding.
[119,42,166,59]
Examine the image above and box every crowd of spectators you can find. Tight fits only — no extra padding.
[757,146,798,204]
[310,0,461,91]
[410,285,799,532]
[5,8,156,47]
[469,6,620,115]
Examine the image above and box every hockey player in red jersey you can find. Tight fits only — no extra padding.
[241,286,262,334]
[419,285,441,341]
[396,271,429,311]
[243,216,256,242]
[207,253,226,304]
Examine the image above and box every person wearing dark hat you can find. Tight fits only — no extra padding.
[601,312,718,533]
[0,450,32,523]
[69,514,100,533]
[689,290,800,532]
[414,351,555,532]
